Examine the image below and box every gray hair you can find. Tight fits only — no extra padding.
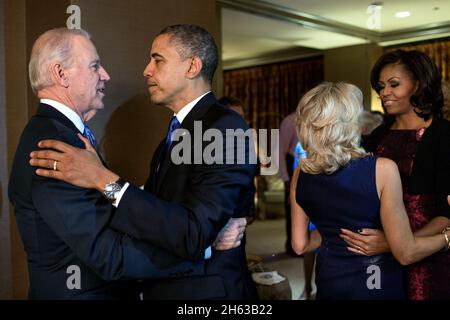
[358,111,383,135]
[158,24,218,84]
[29,28,90,92]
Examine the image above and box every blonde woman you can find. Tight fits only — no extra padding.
[290,82,450,299]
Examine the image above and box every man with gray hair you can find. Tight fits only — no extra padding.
[9,28,243,299]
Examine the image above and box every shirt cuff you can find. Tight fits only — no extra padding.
[204,246,212,260]
[112,182,130,208]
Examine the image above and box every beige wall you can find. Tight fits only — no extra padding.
[324,43,383,110]
[73,0,221,185]
[1,0,221,299]
[3,0,72,299]
[3,0,29,300]
[0,0,13,300]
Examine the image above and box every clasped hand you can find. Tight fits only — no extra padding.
[29,134,104,189]
[213,217,247,250]
[340,228,390,256]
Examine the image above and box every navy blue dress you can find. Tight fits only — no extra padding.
[296,156,405,299]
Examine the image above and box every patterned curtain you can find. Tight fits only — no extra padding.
[387,37,450,81]
[223,56,324,131]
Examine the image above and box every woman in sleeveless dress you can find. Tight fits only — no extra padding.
[290,82,450,299]
[340,50,450,299]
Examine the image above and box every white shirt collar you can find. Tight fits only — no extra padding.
[40,99,85,133]
[175,91,210,124]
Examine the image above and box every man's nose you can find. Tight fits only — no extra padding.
[143,62,152,77]
[100,66,111,81]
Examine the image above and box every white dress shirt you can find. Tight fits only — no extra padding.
[40,99,85,133]
[114,91,211,206]
[113,92,212,258]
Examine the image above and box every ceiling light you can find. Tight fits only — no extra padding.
[395,11,411,18]
[367,2,383,30]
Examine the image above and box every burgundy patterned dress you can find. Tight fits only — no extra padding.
[376,129,450,300]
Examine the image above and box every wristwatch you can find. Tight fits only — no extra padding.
[103,178,126,201]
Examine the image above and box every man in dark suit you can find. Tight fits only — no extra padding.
[30,25,258,300]
[9,28,243,299]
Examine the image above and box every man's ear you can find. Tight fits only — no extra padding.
[186,56,202,79]
[50,63,69,88]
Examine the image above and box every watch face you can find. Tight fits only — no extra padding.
[104,182,122,200]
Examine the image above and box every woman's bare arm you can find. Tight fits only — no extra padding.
[290,167,321,255]
[378,158,449,265]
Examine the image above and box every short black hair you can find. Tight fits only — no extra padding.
[158,24,218,84]
[370,49,443,120]
[218,96,243,108]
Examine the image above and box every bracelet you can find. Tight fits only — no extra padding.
[442,227,450,251]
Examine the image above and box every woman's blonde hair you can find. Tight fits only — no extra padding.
[296,82,369,175]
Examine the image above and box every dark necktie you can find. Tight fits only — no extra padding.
[164,116,181,155]
[83,124,97,148]
[155,116,181,179]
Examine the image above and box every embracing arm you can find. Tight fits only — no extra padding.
[341,125,450,255]
[108,120,257,260]
[30,132,254,261]
[111,159,255,261]
[31,163,203,281]
[378,158,449,265]
[30,134,119,191]
[413,216,450,237]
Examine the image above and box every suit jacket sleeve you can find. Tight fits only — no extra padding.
[31,130,203,281]
[111,113,257,261]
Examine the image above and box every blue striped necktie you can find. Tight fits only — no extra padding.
[165,116,181,150]
[156,116,181,176]
[83,124,97,148]
[160,116,181,162]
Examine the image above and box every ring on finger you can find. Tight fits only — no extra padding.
[53,160,58,171]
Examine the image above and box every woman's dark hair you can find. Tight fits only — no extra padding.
[370,49,443,120]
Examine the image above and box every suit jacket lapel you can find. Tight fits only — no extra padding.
[36,103,81,134]
[145,140,165,192]
[153,92,217,194]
